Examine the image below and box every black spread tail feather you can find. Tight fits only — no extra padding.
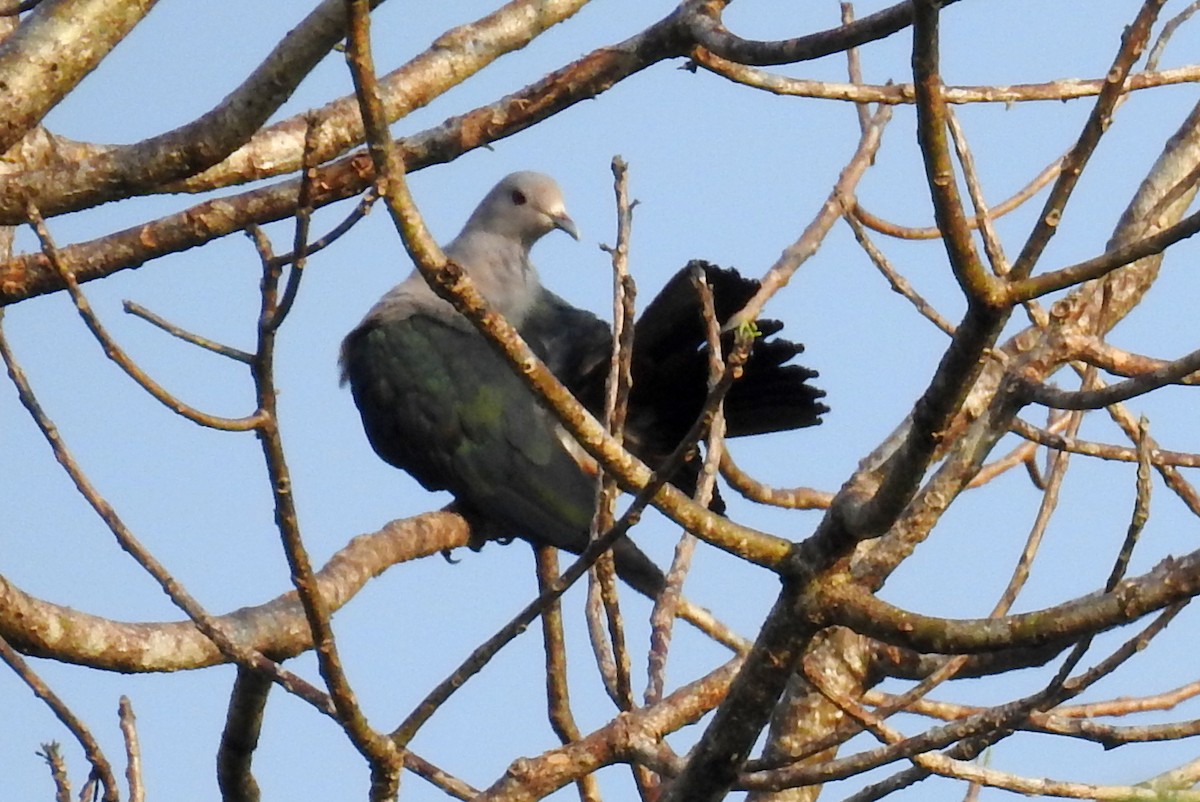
[611,261,827,509]
[630,260,827,443]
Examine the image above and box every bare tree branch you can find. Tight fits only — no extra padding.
[0,634,120,802]
[0,0,379,220]
[0,0,159,154]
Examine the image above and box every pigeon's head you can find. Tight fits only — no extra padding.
[465,171,580,248]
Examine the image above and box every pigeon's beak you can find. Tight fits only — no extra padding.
[551,212,580,241]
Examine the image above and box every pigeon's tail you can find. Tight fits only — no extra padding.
[611,537,667,598]
[628,260,828,450]
[724,320,827,437]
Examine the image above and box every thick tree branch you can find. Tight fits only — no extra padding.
[820,554,1199,655]
[0,0,159,154]
[684,0,959,67]
[169,0,594,195]
[0,0,378,220]
[0,512,471,672]
[910,1,994,306]
[1019,346,1200,410]
[217,669,270,802]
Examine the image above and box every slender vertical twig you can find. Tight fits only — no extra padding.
[1147,1,1200,69]
[992,381,1091,617]
[118,697,143,802]
[535,547,603,802]
[1106,418,1154,591]
[840,2,872,133]
[266,112,322,331]
[246,215,398,780]
[38,743,71,802]
[586,156,639,712]
[646,266,726,707]
[269,187,379,269]
[945,105,1009,277]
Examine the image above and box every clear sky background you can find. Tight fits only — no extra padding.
[4,1,1200,800]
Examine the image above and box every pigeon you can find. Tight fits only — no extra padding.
[340,171,826,597]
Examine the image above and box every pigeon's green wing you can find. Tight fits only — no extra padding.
[341,311,665,596]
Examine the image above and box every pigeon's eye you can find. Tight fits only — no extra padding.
[510,189,527,206]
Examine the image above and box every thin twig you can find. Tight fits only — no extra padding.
[586,157,639,711]
[38,743,71,802]
[536,546,578,744]
[1146,1,1200,71]
[1021,344,1200,410]
[965,430,1046,490]
[1009,0,1166,280]
[851,153,1061,240]
[118,697,143,802]
[646,266,727,706]
[869,675,1200,722]
[840,2,872,133]
[1107,418,1153,590]
[719,451,833,509]
[269,188,379,269]
[694,47,1200,106]
[402,752,480,801]
[946,105,1009,276]
[1104,388,1200,517]
[265,112,322,331]
[584,571,623,705]
[993,376,1091,616]
[27,206,262,431]
[535,548,603,802]
[843,211,956,335]
[122,300,254,364]
[0,635,119,802]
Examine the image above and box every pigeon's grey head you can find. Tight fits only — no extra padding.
[462,171,580,248]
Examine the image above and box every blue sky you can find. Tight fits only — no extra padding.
[4,2,1200,800]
